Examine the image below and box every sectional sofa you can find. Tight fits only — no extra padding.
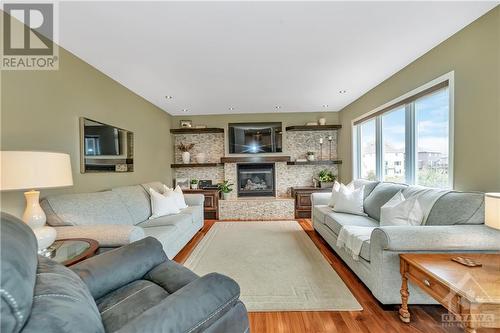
[40,181,203,258]
[311,180,500,304]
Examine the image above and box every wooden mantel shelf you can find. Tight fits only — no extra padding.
[285,125,342,131]
[287,160,342,165]
[171,163,222,168]
[221,156,291,163]
[170,128,224,134]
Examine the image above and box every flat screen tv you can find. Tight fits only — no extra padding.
[228,122,282,154]
[84,120,121,156]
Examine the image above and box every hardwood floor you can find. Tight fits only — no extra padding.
[174,220,492,333]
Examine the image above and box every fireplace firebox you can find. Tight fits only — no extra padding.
[237,163,275,197]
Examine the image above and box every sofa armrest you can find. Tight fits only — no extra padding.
[311,192,331,206]
[116,273,243,333]
[371,225,500,252]
[54,224,145,247]
[184,193,204,206]
[144,260,199,294]
[71,237,167,299]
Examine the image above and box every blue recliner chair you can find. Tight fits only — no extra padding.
[0,212,249,333]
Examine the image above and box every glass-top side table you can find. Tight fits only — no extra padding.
[40,238,99,266]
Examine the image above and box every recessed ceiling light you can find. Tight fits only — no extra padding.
[322,104,329,108]
[339,90,347,94]
[182,109,188,112]
[229,107,234,111]
[165,95,173,99]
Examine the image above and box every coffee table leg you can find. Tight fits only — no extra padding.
[399,261,411,323]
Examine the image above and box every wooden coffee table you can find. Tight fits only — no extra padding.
[399,253,500,333]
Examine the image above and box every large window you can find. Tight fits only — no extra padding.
[354,80,451,188]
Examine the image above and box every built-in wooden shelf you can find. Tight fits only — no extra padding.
[285,125,342,131]
[170,128,224,134]
[171,163,223,168]
[287,160,342,165]
[221,156,291,163]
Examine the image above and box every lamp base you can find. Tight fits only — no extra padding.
[34,226,57,252]
[22,190,47,229]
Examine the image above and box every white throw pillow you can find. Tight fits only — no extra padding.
[380,191,424,226]
[328,181,341,207]
[332,184,367,216]
[149,188,180,219]
[164,185,188,210]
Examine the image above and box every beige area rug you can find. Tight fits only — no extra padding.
[184,221,362,312]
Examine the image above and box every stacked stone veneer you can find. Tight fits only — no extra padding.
[173,133,225,184]
[285,130,338,161]
[219,198,294,220]
[172,128,338,219]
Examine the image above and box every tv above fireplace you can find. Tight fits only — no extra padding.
[228,122,282,154]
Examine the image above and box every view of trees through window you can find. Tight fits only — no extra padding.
[355,84,450,188]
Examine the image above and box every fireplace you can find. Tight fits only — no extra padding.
[237,163,275,197]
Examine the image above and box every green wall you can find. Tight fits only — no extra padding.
[1,46,173,217]
[171,112,339,130]
[338,6,500,192]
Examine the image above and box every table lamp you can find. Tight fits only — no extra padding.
[485,193,500,230]
[0,151,73,250]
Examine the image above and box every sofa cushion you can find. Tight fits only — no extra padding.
[313,205,332,224]
[42,191,134,226]
[141,181,166,194]
[112,185,152,224]
[426,192,485,225]
[22,257,104,333]
[180,206,203,225]
[138,213,192,230]
[0,213,38,333]
[353,179,380,199]
[97,280,168,332]
[363,182,408,221]
[324,211,379,235]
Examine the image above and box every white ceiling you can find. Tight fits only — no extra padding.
[58,1,497,115]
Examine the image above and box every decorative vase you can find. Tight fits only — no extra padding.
[222,192,230,200]
[307,154,315,161]
[181,152,190,164]
[196,152,207,164]
[318,118,326,125]
[191,183,198,190]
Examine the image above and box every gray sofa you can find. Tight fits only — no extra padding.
[1,212,249,333]
[41,181,204,258]
[311,180,500,304]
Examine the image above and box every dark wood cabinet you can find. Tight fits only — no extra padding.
[183,189,219,220]
[291,187,331,219]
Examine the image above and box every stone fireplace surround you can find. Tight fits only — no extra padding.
[172,129,339,219]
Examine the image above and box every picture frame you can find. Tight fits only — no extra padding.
[175,178,190,189]
[180,120,192,128]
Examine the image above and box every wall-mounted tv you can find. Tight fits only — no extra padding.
[228,122,282,154]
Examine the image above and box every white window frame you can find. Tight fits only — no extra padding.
[352,71,454,188]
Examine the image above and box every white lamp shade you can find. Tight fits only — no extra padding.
[485,193,500,230]
[0,151,73,191]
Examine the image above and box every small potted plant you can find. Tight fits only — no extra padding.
[190,179,199,189]
[218,180,234,200]
[306,151,315,161]
[317,169,336,188]
[177,142,195,164]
